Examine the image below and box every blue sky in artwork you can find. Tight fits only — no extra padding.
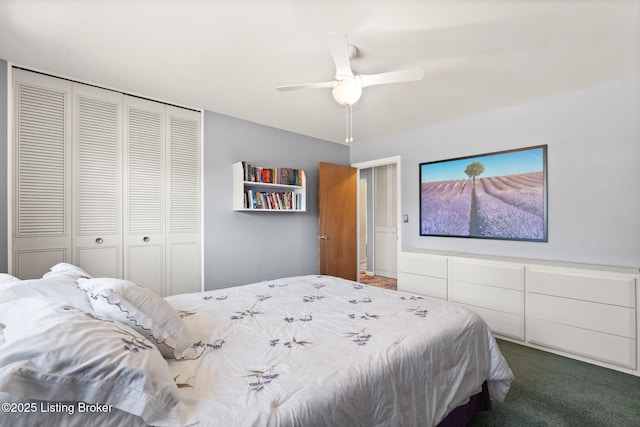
[421,147,545,183]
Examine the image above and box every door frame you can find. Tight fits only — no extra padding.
[352,156,401,278]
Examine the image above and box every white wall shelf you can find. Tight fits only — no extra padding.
[232,161,306,212]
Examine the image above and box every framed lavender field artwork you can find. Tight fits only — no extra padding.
[420,145,547,242]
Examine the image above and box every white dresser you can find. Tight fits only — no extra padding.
[398,250,640,376]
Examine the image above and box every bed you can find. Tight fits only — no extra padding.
[0,264,513,426]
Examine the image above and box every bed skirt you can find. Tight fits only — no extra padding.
[437,381,492,427]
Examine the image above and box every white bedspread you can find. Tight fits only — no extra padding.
[165,275,513,427]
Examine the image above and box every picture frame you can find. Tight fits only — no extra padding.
[419,145,547,242]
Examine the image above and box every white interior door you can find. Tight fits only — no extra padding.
[374,163,398,279]
[358,178,368,273]
[165,106,202,295]
[12,69,72,279]
[123,95,165,296]
[72,83,123,278]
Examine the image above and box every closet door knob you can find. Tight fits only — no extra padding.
[143,236,150,242]
[95,237,103,244]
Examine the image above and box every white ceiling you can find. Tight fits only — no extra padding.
[1,0,639,144]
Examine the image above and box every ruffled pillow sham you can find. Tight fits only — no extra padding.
[77,278,201,360]
[0,297,182,426]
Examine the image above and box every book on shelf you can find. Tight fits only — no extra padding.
[244,190,301,210]
[241,161,303,186]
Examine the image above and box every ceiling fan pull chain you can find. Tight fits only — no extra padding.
[349,104,354,143]
[345,105,349,143]
[344,104,354,143]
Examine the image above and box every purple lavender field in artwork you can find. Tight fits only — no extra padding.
[421,172,545,240]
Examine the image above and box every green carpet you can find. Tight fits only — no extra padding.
[468,339,640,426]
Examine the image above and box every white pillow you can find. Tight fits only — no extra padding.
[0,297,181,426]
[0,276,93,311]
[77,278,201,360]
[43,262,92,280]
[0,273,18,284]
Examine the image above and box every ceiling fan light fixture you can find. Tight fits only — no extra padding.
[276,33,424,143]
[331,79,362,106]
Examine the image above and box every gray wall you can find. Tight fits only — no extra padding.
[203,111,349,289]
[0,60,7,273]
[350,77,640,268]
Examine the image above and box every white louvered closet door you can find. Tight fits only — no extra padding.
[165,106,201,295]
[123,96,166,296]
[13,69,202,294]
[72,84,123,278]
[12,69,72,279]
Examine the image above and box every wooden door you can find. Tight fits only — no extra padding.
[318,162,357,281]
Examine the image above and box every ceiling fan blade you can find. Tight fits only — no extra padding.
[276,81,336,91]
[359,68,424,88]
[327,32,354,80]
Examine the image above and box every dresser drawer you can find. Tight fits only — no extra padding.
[455,302,524,340]
[398,252,447,278]
[527,293,635,338]
[398,272,447,300]
[527,267,636,307]
[449,280,524,316]
[527,318,636,369]
[449,258,524,291]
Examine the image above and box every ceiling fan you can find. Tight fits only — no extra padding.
[276,32,424,142]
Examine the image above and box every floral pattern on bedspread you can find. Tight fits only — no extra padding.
[164,275,513,427]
